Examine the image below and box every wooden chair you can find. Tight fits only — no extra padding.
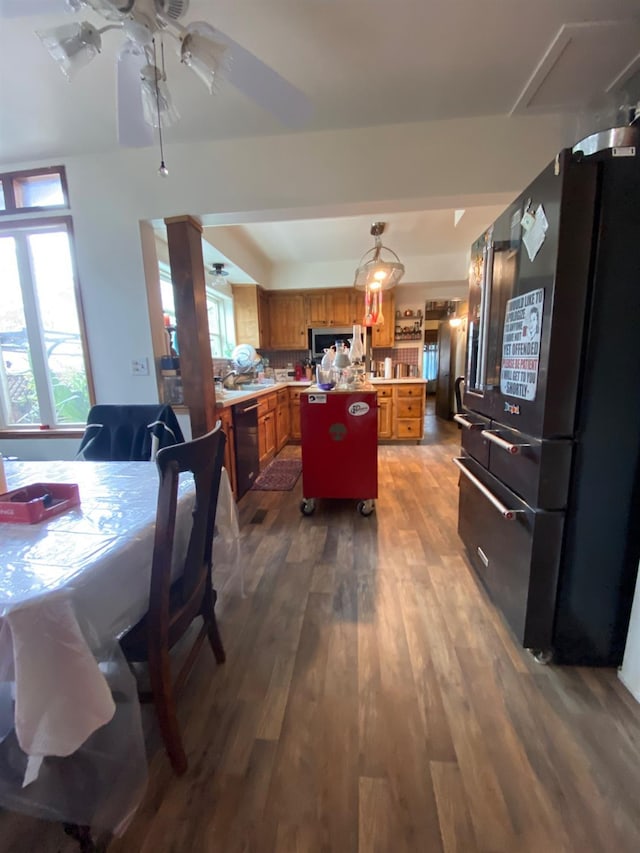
[120,422,227,775]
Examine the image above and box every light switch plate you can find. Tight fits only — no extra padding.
[131,358,149,376]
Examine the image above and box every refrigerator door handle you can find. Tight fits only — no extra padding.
[477,242,494,390]
[452,457,524,521]
[453,413,485,430]
[482,429,530,455]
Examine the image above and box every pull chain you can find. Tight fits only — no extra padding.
[152,37,168,177]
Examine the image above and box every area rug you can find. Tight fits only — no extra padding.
[251,458,302,491]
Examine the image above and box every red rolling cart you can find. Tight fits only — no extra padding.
[299,387,378,516]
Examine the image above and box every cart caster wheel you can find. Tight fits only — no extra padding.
[530,648,554,665]
[300,499,316,516]
[357,500,375,517]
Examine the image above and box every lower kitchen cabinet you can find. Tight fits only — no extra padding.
[258,393,277,469]
[375,382,425,440]
[289,388,303,440]
[276,389,290,451]
[218,406,237,497]
[393,383,425,440]
[376,384,393,438]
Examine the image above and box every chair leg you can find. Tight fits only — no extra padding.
[203,585,226,664]
[148,645,188,775]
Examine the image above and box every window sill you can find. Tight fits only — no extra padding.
[0,428,84,439]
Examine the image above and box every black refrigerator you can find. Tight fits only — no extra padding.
[455,126,640,665]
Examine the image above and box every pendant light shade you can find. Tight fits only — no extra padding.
[37,21,103,79]
[354,222,405,291]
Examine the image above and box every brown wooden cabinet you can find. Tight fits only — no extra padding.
[276,388,290,451]
[371,291,395,348]
[377,396,393,438]
[289,387,303,439]
[218,406,237,497]
[232,284,270,348]
[305,292,328,326]
[267,293,307,349]
[258,393,277,469]
[329,289,362,325]
[393,383,425,440]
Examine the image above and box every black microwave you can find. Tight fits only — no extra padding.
[309,327,354,361]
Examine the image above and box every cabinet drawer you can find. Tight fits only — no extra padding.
[277,389,289,405]
[257,398,269,418]
[289,389,303,402]
[395,398,423,419]
[395,419,421,439]
[395,383,424,398]
[376,385,393,398]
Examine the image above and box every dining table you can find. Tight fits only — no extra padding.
[0,458,238,835]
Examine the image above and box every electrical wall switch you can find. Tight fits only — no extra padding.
[131,358,149,376]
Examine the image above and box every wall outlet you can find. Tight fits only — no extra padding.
[131,357,149,376]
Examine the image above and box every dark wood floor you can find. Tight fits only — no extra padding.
[3,402,640,852]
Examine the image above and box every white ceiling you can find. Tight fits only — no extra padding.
[2,0,639,288]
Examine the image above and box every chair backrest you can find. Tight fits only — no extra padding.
[76,404,184,461]
[148,423,227,645]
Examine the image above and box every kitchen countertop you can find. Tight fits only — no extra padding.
[214,377,426,408]
[215,381,311,408]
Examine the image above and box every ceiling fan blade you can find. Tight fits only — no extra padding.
[116,41,154,148]
[219,33,312,129]
[0,0,69,15]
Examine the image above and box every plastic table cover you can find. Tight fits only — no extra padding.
[0,460,239,834]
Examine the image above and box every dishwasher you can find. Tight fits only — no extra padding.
[232,399,259,498]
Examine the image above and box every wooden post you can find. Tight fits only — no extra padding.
[164,215,217,438]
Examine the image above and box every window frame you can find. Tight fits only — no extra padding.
[0,214,95,433]
[0,166,70,216]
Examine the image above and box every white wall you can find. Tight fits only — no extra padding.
[1,112,572,460]
[620,566,640,703]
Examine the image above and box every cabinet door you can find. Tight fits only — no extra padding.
[258,287,271,347]
[259,412,277,469]
[233,285,264,349]
[329,289,356,325]
[378,397,393,438]
[371,292,395,347]
[276,402,291,451]
[289,389,302,439]
[305,293,328,326]
[268,294,307,349]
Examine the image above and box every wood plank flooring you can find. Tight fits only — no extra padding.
[3,401,640,851]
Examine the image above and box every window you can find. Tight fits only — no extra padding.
[0,208,91,428]
[159,263,236,359]
[0,166,68,216]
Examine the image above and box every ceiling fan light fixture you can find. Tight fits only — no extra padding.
[37,21,103,79]
[179,21,228,93]
[354,222,405,291]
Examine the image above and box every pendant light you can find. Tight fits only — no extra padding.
[353,222,405,291]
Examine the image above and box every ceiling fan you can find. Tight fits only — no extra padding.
[0,0,312,150]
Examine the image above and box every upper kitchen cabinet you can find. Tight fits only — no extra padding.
[268,293,307,348]
[304,288,363,327]
[305,292,327,326]
[233,284,270,348]
[371,291,395,347]
[330,289,362,325]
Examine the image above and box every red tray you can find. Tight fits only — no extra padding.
[0,482,81,524]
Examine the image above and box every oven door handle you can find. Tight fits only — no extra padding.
[452,457,523,521]
[483,429,530,455]
[453,413,485,431]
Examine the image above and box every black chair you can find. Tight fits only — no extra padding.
[120,423,226,775]
[76,404,184,461]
